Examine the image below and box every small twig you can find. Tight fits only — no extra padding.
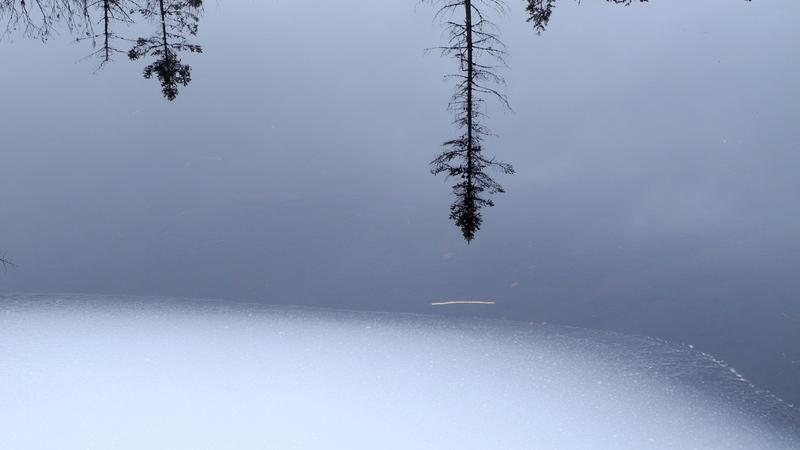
[432,300,496,306]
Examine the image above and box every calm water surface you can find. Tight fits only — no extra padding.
[2,0,800,409]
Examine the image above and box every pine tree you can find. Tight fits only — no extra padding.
[526,0,651,34]
[128,0,202,100]
[526,0,556,34]
[430,0,514,242]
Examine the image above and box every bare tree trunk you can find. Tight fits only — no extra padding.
[103,0,110,61]
[464,0,475,209]
[158,0,169,59]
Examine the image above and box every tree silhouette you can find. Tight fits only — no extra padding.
[0,253,15,272]
[0,0,88,41]
[526,0,650,34]
[80,0,136,69]
[430,0,514,242]
[526,0,555,34]
[2,0,206,100]
[427,0,658,241]
[127,0,202,100]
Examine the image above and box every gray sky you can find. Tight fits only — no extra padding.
[1,0,800,402]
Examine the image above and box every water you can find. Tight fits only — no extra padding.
[1,0,800,415]
[0,293,798,449]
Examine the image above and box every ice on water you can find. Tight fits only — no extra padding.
[0,294,798,449]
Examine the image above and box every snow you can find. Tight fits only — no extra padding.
[0,294,798,449]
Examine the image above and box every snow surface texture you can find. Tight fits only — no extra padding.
[1,294,798,449]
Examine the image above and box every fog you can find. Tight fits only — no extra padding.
[1,0,800,407]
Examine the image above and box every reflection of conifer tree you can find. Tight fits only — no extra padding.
[127,0,202,100]
[0,0,87,40]
[430,0,514,242]
[526,0,555,34]
[0,253,15,272]
[526,0,650,34]
[81,0,136,68]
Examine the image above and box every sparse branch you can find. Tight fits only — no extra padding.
[0,0,90,41]
[78,0,138,70]
[526,0,650,34]
[0,253,16,272]
[429,0,513,241]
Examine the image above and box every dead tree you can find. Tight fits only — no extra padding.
[0,0,88,41]
[128,0,202,100]
[80,0,136,69]
[430,0,514,242]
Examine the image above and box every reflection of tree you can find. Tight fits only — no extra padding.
[430,0,514,242]
[2,0,204,100]
[526,0,650,34]
[526,0,555,34]
[128,0,202,100]
[426,0,657,241]
[0,0,87,40]
[81,0,136,68]
[0,253,15,272]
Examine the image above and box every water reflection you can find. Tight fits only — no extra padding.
[2,0,795,412]
[0,0,665,241]
[17,1,789,245]
[0,0,87,40]
[430,0,514,242]
[0,0,203,100]
[80,0,136,69]
[526,0,649,34]
[429,0,657,240]
[0,254,13,271]
[128,0,203,100]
